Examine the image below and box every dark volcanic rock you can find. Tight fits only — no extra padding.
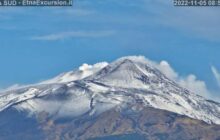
[32,107,220,140]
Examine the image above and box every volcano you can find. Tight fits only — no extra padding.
[0,56,220,140]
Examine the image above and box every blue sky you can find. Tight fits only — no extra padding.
[0,0,220,99]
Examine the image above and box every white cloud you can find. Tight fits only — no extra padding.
[153,60,211,98]
[31,30,116,41]
[155,61,208,97]
[211,66,220,87]
[178,75,210,98]
[157,61,178,80]
[79,62,108,71]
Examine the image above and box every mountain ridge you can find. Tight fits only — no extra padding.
[0,56,220,125]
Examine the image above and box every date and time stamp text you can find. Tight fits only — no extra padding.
[174,0,220,6]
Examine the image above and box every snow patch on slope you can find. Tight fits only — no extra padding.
[0,88,40,111]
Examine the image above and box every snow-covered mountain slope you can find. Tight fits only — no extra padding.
[41,62,108,84]
[0,56,220,125]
